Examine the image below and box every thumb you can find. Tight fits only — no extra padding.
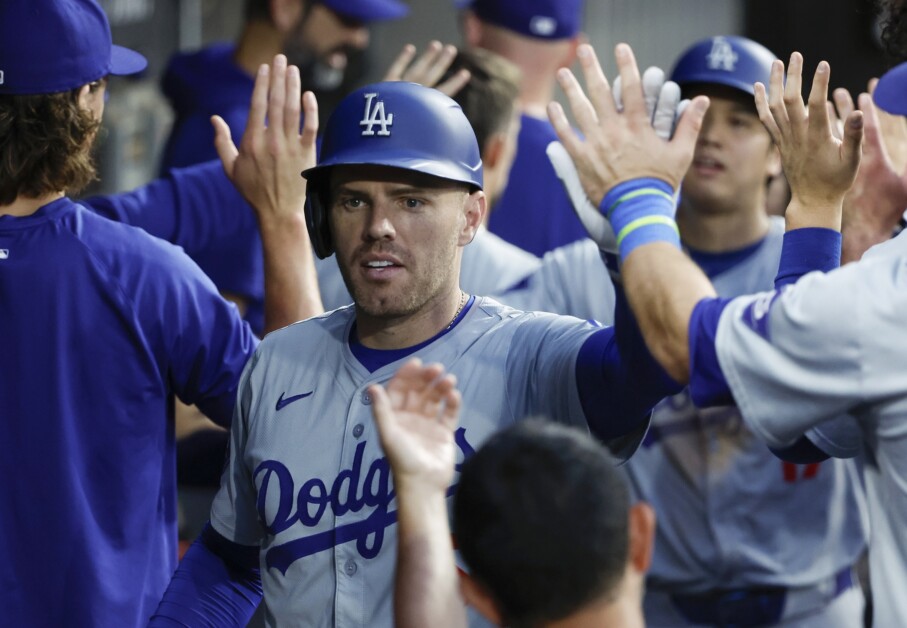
[841,111,864,169]
[212,115,239,180]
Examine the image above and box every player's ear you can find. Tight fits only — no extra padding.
[271,0,304,33]
[628,501,656,574]
[462,10,483,48]
[459,571,504,625]
[458,190,486,246]
[560,32,587,68]
[766,144,782,179]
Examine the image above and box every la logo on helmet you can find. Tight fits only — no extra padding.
[706,36,738,72]
[360,93,394,136]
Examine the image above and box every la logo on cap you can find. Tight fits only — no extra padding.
[706,36,738,72]
[360,92,393,137]
[530,16,557,37]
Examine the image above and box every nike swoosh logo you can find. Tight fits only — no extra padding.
[275,391,314,411]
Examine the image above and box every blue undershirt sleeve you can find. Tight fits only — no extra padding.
[769,435,831,464]
[149,523,262,626]
[575,286,682,444]
[82,161,257,257]
[688,297,734,407]
[774,227,841,288]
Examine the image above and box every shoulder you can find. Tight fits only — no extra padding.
[258,305,354,353]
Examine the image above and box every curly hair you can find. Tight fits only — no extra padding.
[0,89,100,205]
[879,0,907,62]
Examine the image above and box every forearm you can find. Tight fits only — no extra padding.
[622,243,715,383]
[260,215,324,334]
[393,481,466,628]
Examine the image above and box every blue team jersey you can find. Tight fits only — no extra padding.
[0,198,257,626]
[488,114,588,256]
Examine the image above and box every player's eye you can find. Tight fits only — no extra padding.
[339,197,365,210]
[402,198,424,210]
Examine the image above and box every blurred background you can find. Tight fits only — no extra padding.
[93,0,891,196]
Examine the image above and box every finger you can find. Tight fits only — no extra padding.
[827,101,844,141]
[807,61,833,141]
[368,383,394,434]
[384,44,417,81]
[672,96,709,158]
[300,91,319,156]
[833,87,855,123]
[420,44,458,88]
[385,358,424,399]
[612,76,623,112]
[614,43,644,118]
[548,100,588,163]
[783,52,807,135]
[577,44,617,122]
[268,55,288,147]
[868,77,879,94]
[212,115,238,179]
[858,91,883,156]
[653,80,681,140]
[439,389,461,428]
[425,373,457,406]
[642,66,666,123]
[766,59,791,138]
[556,67,601,139]
[243,63,270,152]
[284,64,302,139]
[754,82,782,145]
[436,68,471,98]
[404,40,443,82]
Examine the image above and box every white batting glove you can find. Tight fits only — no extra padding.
[547,66,685,280]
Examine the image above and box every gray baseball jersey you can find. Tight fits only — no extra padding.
[210,297,612,626]
[715,230,907,627]
[313,227,541,311]
[626,219,868,621]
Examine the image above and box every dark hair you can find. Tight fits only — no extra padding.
[879,0,907,62]
[442,48,521,152]
[0,88,100,205]
[453,420,630,627]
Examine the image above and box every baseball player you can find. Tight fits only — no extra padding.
[459,0,590,255]
[623,37,866,627]
[150,57,679,626]
[0,0,258,625]
[369,359,653,628]
[551,41,906,627]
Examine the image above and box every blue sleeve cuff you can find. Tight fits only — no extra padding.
[688,297,734,407]
[775,227,841,288]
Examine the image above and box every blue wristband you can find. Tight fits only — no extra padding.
[600,178,680,261]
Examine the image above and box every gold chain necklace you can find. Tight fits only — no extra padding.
[446,291,467,330]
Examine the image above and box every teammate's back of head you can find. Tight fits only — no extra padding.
[454,420,654,627]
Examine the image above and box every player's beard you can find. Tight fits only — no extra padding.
[283,16,353,92]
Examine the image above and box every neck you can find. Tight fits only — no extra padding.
[545,595,645,628]
[677,197,769,253]
[355,287,465,350]
[0,191,65,218]
[518,79,557,118]
[233,20,285,76]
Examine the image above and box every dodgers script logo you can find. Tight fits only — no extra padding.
[706,36,738,72]
[360,92,393,136]
[256,428,476,574]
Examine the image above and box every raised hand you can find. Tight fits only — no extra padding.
[832,83,907,261]
[369,359,462,492]
[754,53,863,230]
[383,41,471,97]
[548,43,709,208]
[212,54,319,226]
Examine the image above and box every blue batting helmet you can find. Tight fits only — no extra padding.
[302,81,483,258]
[670,35,776,97]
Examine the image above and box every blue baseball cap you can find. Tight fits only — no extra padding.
[322,0,409,23]
[0,0,147,96]
[457,0,584,40]
[873,62,907,116]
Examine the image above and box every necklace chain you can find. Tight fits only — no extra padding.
[447,291,467,330]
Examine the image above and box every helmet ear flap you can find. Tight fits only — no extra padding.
[305,179,334,259]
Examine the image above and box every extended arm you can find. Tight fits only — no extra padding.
[213,56,324,334]
[368,360,466,628]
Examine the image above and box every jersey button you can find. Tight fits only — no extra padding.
[344,559,358,576]
[361,391,372,405]
[353,424,365,438]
